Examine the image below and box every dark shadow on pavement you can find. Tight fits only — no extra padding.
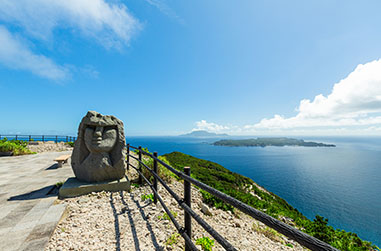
[8,185,57,201]
[46,163,59,170]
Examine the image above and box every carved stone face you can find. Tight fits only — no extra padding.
[84,126,117,153]
[71,111,126,182]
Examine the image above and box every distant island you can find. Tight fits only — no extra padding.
[180,130,229,137]
[213,137,336,147]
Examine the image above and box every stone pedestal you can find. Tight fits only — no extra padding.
[59,177,130,199]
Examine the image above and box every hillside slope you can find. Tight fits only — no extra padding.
[163,151,377,251]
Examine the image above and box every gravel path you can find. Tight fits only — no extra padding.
[47,157,308,251]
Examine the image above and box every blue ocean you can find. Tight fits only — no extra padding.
[126,136,381,246]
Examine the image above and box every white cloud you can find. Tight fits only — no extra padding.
[0,0,140,79]
[252,59,381,130]
[0,26,68,80]
[0,0,140,49]
[192,59,381,135]
[145,0,184,24]
[193,120,230,133]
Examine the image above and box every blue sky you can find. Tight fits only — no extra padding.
[1,0,381,136]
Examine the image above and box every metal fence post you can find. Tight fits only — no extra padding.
[55,135,58,143]
[15,135,18,140]
[138,146,142,184]
[153,152,158,204]
[126,144,130,171]
[184,166,192,250]
[42,135,44,142]
[29,135,31,142]
[66,136,68,142]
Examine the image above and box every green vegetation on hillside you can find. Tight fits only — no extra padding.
[66,141,75,147]
[134,147,177,183]
[0,138,34,156]
[162,151,377,251]
[214,137,336,147]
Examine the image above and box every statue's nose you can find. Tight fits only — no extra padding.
[94,126,103,137]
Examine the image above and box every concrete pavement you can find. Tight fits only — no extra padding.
[0,151,73,251]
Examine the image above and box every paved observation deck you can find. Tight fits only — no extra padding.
[0,151,73,251]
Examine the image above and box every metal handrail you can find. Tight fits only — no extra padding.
[128,153,236,250]
[0,134,76,143]
[126,144,339,251]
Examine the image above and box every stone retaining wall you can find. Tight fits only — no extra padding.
[27,141,73,153]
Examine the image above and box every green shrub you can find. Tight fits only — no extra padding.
[133,147,150,155]
[196,237,215,251]
[303,215,376,251]
[66,141,75,147]
[0,138,34,156]
[141,193,154,202]
[135,147,176,184]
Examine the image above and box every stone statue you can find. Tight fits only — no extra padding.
[71,111,126,182]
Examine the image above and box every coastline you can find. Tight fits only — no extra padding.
[126,136,381,247]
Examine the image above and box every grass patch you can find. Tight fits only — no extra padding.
[158,211,178,221]
[131,183,140,188]
[252,222,283,243]
[196,237,215,251]
[55,181,64,188]
[165,233,180,246]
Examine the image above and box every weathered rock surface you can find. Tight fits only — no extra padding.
[71,111,126,182]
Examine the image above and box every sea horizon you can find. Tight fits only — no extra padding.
[1,134,380,245]
[126,135,381,247]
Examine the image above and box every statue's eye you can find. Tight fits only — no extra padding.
[104,126,117,132]
[87,125,96,130]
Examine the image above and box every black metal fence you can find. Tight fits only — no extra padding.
[0,135,76,143]
[126,144,339,251]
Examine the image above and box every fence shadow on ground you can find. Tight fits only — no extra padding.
[109,191,162,251]
[127,192,161,250]
[109,193,123,251]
